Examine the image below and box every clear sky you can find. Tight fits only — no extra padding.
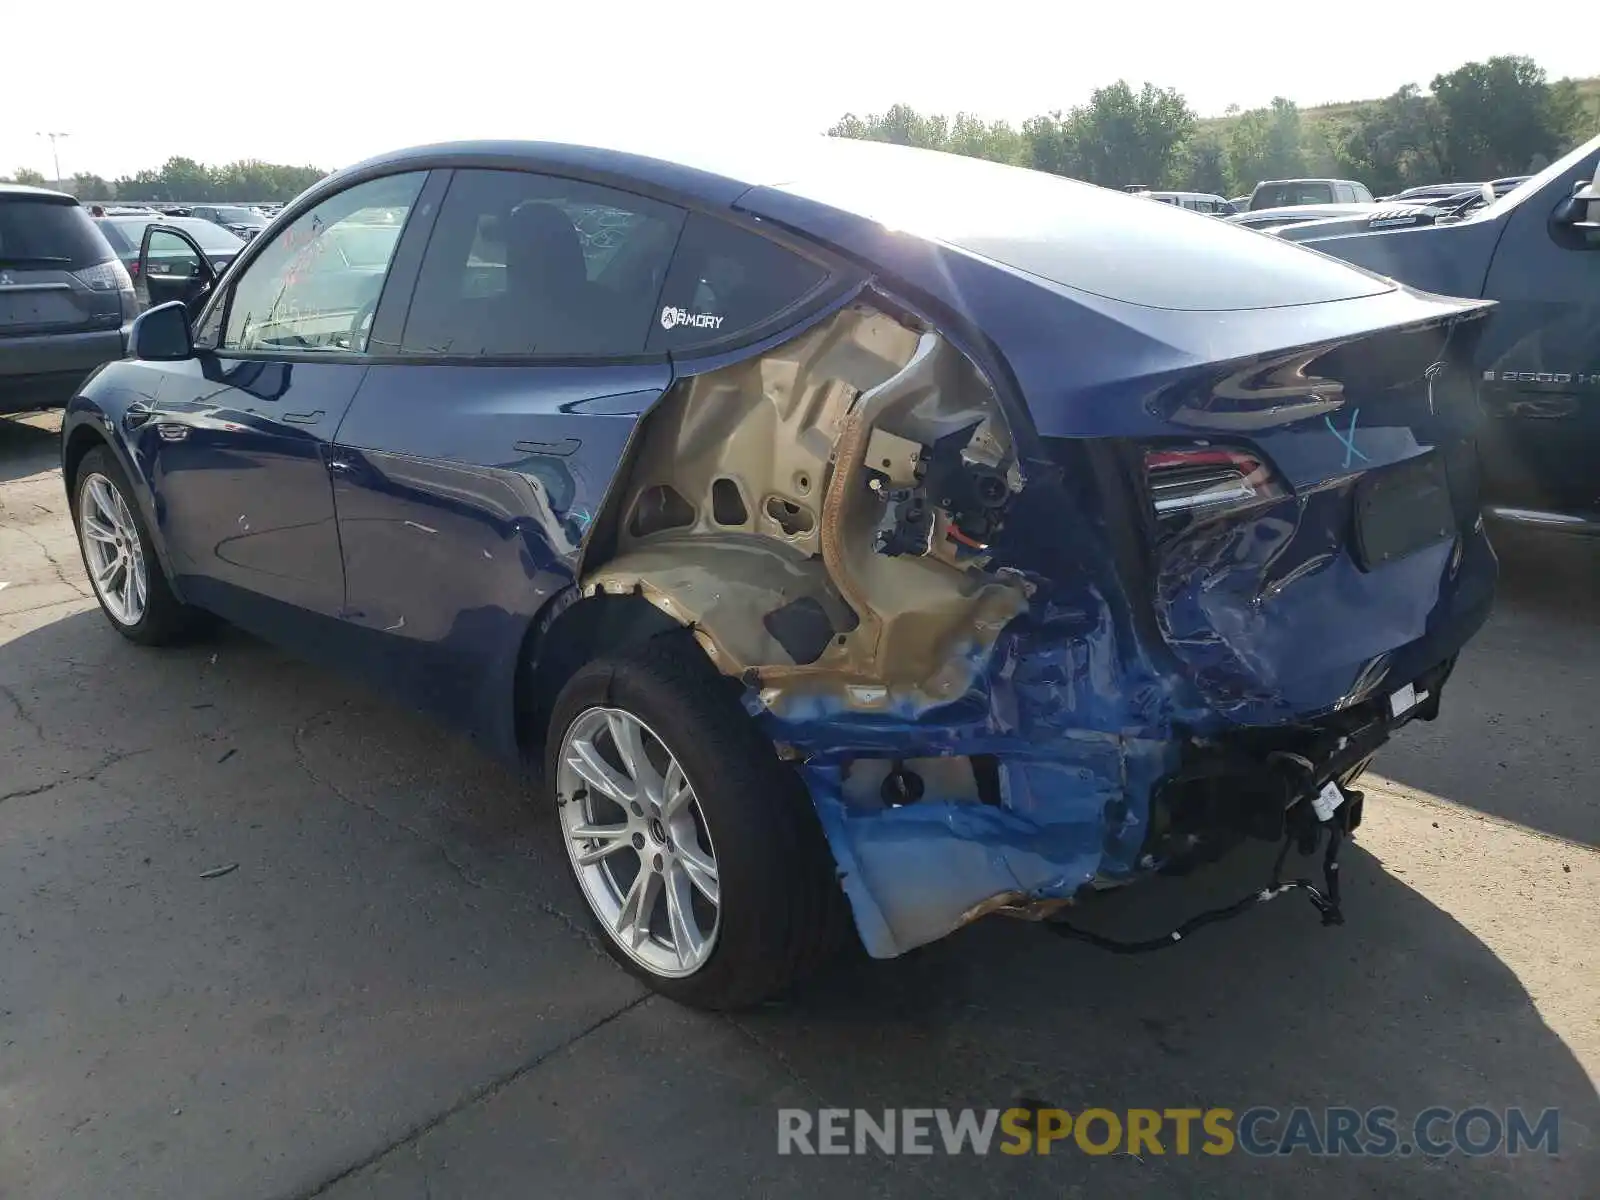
[2,2,1590,179]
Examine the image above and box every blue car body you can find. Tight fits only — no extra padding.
[62,138,1496,958]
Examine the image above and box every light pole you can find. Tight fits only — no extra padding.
[35,131,70,186]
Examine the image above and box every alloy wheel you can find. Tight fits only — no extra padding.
[556,706,721,978]
[78,474,148,627]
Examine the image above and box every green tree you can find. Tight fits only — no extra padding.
[157,156,214,201]
[827,104,949,151]
[1067,81,1195,188]
[946,113,1026,165]
[1324,84,1447,196]
[12,167,48,187]
[1181,130,1230,196]
[1228,98,1307,192]
[68,173,112,200]
[1021,112,1081,176]
[1432,56,1580,178]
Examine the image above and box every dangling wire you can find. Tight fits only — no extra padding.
[1048,819,1347,954]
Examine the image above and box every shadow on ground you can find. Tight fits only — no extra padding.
[0,413,61,485]
[2,600,1594,1200]
[1373,525,1600,846]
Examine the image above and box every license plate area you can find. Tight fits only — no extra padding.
[1352,451,1455,570]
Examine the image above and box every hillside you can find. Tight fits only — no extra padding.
[1198,75,1600,139]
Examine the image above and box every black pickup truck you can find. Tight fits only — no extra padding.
[1277,135,1600,533]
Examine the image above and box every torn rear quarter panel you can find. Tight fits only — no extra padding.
[579,299,1198,959]
[573,278,1496,960]
[585,304,1029,712]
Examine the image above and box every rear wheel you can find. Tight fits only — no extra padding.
[545,634,846,1009]
[73,446,201,645]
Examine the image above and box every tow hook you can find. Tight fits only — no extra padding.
[1048,782,1360,953]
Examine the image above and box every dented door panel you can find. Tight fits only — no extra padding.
[330,362,666,748]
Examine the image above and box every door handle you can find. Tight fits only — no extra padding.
[123,401,155,430]
[282,410,325,425]
[327,458,355,474]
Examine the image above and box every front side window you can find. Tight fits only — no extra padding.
[145,228,202,279]
[221,172,424,354]
[398,169,685,358]
[646,214,828,354]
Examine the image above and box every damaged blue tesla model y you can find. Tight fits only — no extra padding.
[61,138,1495,1008]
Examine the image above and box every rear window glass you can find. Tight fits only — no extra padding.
[399,168,685,358]
[0,197,112,268]
[169,218,247,252]
[95,219,135,255]
[1252,182,1335,209]
[647,214,828,353]
[770,147,1391,311]
[101,217,244,256]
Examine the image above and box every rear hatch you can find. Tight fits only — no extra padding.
[735,146,1497,725]
[1128,307,1494,725]
[0,192,126,340]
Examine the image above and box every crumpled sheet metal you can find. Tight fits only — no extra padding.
[1153,488,1450,725]
[751,603,1190,959]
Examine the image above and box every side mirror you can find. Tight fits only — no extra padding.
[128,301,193,361]
[1553,168,1600,230]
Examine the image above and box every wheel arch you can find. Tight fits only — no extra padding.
[514,586,711,764]
[61,420,110,504]
[60,409,190,605]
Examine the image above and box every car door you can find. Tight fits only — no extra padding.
[136,224,217,314]
[327,168,688,738]
[1476,148,1600,514]
[126,171,429,633]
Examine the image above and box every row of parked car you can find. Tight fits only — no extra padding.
[1133,175,1532,223]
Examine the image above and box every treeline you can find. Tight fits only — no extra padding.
[829,56,1597,197]
[3,157,327,203]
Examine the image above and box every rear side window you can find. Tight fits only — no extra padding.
[647,214,828,353]
[1253,182,1335,209]
[1352,183,1375,203]
[0,197,113,269]
[95,220,135,255]
[399,169,685,359]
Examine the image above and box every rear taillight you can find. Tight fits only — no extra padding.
[72,259,133,293]
[1144,445,1284,519]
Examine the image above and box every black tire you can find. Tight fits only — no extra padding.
[544,633,848,1010]
[72,445,203,645]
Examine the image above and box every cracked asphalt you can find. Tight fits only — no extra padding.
[2,411,1597,1199]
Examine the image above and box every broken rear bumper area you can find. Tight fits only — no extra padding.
[766,650,1464,959]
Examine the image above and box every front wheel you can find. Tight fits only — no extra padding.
[73,445,202,645]
[544,634,846,1009]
